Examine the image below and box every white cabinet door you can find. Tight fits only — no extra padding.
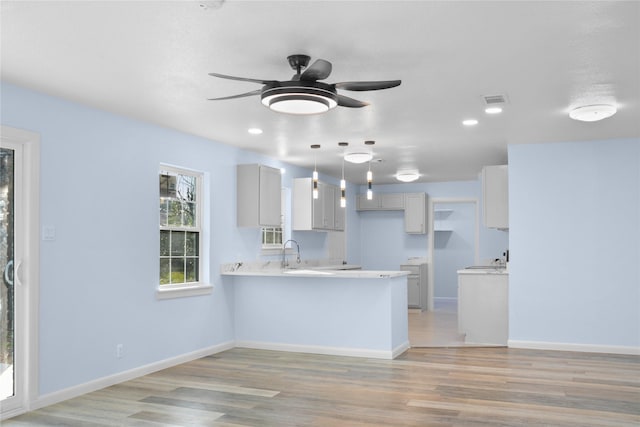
[458,273,508,345]
[482,165,508,229]
[379,193,405,210]
[259,165,282,226]
[293,178,341,231]
[356,194,380,210]
[237,164,281,227]
[404,193,426,234]
[407,276,421,308]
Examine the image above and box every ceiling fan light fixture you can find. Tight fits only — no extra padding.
[344,152,373,164]
[261,85,338,115]
[569,104,617,122]
[396,171,420,182]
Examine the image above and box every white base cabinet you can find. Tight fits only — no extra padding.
[457,272,508,345]
[401,262,428,309]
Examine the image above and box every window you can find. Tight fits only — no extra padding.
[158,166,210,297]
[261,187,289,251]
[261,225,283,249]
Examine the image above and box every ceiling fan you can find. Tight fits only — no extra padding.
[207,54,401,115]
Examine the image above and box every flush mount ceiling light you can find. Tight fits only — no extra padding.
[247,127,263,135]
[569,104,617,122]
[396,171,420,182]
[462,119,479,126]
[344,140,375,164]
[261,83,338,115]
[344,152,373,164]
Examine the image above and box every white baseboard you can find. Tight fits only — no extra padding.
[236,340,407,360]
[31,340,235,411]
[508,340,640,355]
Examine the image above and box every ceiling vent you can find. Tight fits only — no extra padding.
[482,94,509,105]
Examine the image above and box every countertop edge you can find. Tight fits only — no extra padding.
[222,270,409,279]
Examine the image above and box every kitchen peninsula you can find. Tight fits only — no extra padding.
[221,268,410,359]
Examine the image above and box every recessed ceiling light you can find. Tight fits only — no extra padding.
[248,128,263,135]
[485,106,503,114]
[569,104,617,122]
[462,119,478,126]
[396,171,420,182]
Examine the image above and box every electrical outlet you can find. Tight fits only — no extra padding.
[116,344,123,358]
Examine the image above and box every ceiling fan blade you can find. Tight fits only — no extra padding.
[207,89,262,101]
[337,94,369,108]
[300,59,332,81]
[208,72,278,85]
[334,80,401,91]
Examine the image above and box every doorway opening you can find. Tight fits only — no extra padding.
[409,198,478,347]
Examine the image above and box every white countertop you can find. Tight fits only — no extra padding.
[222,269,409,279]
[457,266,508,275]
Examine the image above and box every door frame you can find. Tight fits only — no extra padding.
[0,126,40,420]
[427,197,479,311]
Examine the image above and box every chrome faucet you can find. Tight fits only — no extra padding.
[282,239,301,269]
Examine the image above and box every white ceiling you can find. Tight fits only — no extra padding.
[2,1,639,184]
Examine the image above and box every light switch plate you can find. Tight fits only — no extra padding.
[42,225,56,241]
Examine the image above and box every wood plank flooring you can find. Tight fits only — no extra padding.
[408,299,472,347]
[5,347,639,426]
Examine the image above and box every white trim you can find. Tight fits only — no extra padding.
[0,126,40,420]
[31,341,235,412]
[427,197,479,311]
[155,283,214,299]
[508,340,640,356]
[236,340,409,360]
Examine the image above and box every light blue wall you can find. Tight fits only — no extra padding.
[354,181,509,270]
[0,82,350,396]
[433,202,476,298]
[508,139,640,348]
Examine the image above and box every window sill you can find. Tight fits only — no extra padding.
[156,283,213,300]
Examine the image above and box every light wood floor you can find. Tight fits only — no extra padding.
[5,346,639,426]
[409,298,482,347]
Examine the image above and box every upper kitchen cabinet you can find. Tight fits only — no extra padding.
[482,165,509,229]
[237,164,282,227]
[293,177,343,231]
[404,192,427,234]
[356,193,405,211]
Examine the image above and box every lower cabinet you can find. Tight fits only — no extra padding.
[457,272,508,345]
[401,262,428,309]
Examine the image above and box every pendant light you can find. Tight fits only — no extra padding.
[311,144,320,199]
[365,140,374,200]
[367,161,373,200]
[338,142,348,208]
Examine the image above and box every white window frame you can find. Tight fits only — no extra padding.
[157,164,212,299]
[261,187,290,255]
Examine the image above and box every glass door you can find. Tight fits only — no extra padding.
[0,146,18,410]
